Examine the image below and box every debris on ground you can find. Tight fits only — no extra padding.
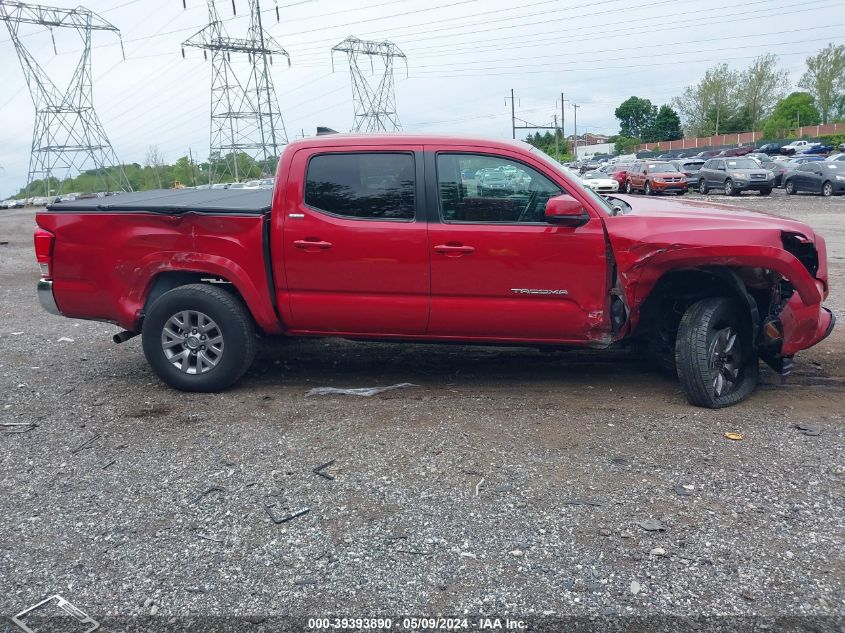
[562,499,603,507]
[264,504,310,524]
[475,477,485,496]
[193,484,225,503]
[70,433,100,454]
[57,336,75,343]
[724,432,743,441]
[305,383,417,397]
[637,518,667,532]
[630,580,641,595]
[794,423,821,437]
[313,460,336,480]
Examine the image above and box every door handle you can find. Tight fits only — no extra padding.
[293,238,333,250]
[434,244,475,255]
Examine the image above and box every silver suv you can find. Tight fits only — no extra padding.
[697,158,775,196]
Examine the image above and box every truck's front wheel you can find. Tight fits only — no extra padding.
[675,297,758,408]
[142,284,256,392]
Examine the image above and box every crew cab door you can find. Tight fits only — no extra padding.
[424,148,608,341]
[276,146,429,334]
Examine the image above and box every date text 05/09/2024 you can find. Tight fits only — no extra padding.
[307,617,527,630]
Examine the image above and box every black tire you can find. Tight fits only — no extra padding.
[724,179,739,196]
[785,179,796,195]
[644,181,653,195]
[675,297,758,408]
[142,283,256,392]
[822,181,833,197]
[699,179,708,194]
[625,180,633,194]
[759,187,772,196]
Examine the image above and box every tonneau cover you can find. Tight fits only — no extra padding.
[47,188,272,214]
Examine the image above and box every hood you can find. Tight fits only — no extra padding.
[604,195,817,246]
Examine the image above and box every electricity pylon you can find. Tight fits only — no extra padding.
[0,1,131,197]
[332,36,407,133]
[183,0,288,183]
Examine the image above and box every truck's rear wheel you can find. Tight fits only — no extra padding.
[675,297,758,408]
[142,284,256,392]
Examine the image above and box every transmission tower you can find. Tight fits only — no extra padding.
[332,37,407,133]
[0,1,131,197]
[183,0,288,183]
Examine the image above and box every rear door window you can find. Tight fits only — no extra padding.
[305,152,415,220]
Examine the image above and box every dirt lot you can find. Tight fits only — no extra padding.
[1,191,844,630]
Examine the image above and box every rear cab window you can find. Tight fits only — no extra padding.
[305,152,415,220]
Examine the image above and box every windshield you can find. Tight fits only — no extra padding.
[529,146,615,214]
[645,162,677,172]
[582,171,604,179]
[725,159,761,169]
[681,162,703,171]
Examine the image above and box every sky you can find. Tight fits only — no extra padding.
[1,0,844,198]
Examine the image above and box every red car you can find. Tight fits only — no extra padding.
[609,162,634,189]
[717,146,755,157]
[34,134,833,408]
[624,160,688,195]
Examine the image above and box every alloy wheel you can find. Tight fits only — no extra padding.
[709,326,741,398]
[160,310,224,374]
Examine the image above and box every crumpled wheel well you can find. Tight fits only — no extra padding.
[630,266,771,363]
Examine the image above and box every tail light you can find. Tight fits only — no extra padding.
[34,227,55,279]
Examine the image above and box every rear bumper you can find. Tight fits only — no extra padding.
[37,279,61,316]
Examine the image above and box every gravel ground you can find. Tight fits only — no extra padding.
[1,194,844,630]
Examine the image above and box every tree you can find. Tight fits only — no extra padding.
[614,96,657,140]
[145,145,166,189]
[613,136,641,154]
[799,44,845,124]
[674,63,740,136]
[651,105,682,141]
[762,91,821,137]
[737,54,789,129]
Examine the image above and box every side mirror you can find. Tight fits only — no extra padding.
[545,194,589,227]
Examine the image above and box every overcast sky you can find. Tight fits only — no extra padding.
[1,0,843,197]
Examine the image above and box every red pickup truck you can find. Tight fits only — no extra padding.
[35,134,834,408]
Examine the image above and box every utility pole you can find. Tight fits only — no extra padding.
[332,37,407,132]
[572,103,580,159]
[553,114,559,158]
[505,89,517,139]
[188,147,198,186]
[0,1,131,197]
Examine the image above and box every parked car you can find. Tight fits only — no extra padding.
[460,169,476,180]
[840,143,845,152]
[697,157,775,195]
[210,183,229,189]
[826,153,845,162]
[580,170,619,194]
[692,150,720,159]
[717,146,755,157]
[670,159,705,190]
[788,156,827,165]
[609,163,635,190]
[259,178,275,189]
[746,153,770,163]
[476,169,512,196]
[783,161,845,197]
[35,133,834,409]
[797,144,833,155]
[625,161,687,195]
[781,140,817,155]
[761,161,789,187]
[228,183,246,190]
[242,180,262,189]
[757,142,783,154]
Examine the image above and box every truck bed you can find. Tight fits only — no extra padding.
[48,188,272,215]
